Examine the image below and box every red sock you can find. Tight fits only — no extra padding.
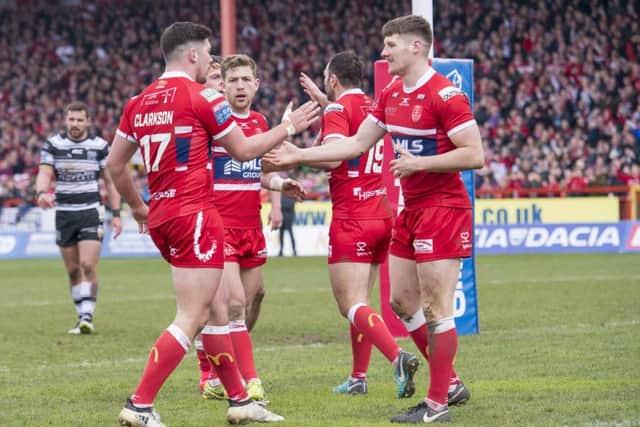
[131,325,190,406]
[405,313,460,382]
[197,348,218,389]
[229,320,258,382]
[349,304,400,363]
[201,325,249,402]
[409,323,430,361]
[349,323,372,379]
[426,318,458,405]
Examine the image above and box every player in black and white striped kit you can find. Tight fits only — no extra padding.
[35,102,122,334]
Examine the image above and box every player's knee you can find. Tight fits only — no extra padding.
[390,299,408,319]
[254,286,265,303]
[79,261,95,279]
[67,267,81,284]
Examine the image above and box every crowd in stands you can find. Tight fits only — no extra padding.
[1,0,639,208]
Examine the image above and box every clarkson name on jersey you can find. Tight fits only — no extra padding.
[134,111,174,127]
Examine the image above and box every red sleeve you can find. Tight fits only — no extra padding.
[320,103,349,143]
[192,86,236,140]
[116,97,138,144]
[368,89,388,129]
[258,112,270,130]
[435,85,476,137]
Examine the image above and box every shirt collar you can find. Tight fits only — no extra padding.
[159,70,194,81]
[403,68,435,94]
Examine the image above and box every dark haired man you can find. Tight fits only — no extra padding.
[266,16,483,423]
[108,22,317,426]
[299,50,420,399]
[36,101,122,335]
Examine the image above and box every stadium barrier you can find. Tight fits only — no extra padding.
[2,205,640,259]
[2,219,639,259]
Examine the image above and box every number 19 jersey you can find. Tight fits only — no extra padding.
[320,89,392,220]
[117,71,236,228]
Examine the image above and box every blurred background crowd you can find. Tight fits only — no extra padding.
[1,0,639,209]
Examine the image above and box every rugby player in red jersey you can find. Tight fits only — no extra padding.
[297,51,420,398]
[265,15,483,423]
[107,22,318,426]
[199,54,305,403]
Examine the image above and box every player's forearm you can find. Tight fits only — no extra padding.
[418,146,485,173]
[237,124,289,161]
[295,137,363,164]
[270,189,282,210]
[106,181,122,211]
[301,160,341,170]
[102,170,122,210]
[35,167,53,194]
[107,164,145,209]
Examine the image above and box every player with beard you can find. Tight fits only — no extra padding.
[295,51,421,399]
[108,22,318,426]
[265,16,482,423]
[36,101,122,335]
[198,54,305,403]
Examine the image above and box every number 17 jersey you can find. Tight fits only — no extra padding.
[320,89,392,220]
[117,71,235,228]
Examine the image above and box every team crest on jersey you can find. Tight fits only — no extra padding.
[213,102,232,125]
[87,150,97,161]
[391,92,399,98]
[200,88,220,103]
[411,105,423,122]
[417,94,426,101]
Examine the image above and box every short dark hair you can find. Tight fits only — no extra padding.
[382,15,432,49]
[221,54,258,79]
[160,22,212,61]
[65,101,90,118]
[328,51,363,88]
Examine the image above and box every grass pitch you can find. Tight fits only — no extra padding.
[0,254,639,426]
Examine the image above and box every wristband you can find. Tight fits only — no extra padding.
[283,120,296,137]
[111,209,121,218]
[36,191,46,199]
[269,175,285,191]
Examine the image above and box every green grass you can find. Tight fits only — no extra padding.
[1,254,639,426]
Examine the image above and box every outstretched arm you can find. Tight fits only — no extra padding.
[217,101,320,161]
[264,117,385,167]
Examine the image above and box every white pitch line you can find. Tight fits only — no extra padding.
[0,288,329,308]
[481,319,640,335]
[0,343,330,373]
[485,274,640,285]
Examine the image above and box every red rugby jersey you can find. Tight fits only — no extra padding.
[320,89,392,220]
[117,71,235,228]
[212,110,268,228]
[369,68,475,209]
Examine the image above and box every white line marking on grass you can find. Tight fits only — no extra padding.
[22,342,330,372]
[1,288,328,308]
[0,294,175,308]
[486,274,640,285]
[482,320,639,335]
